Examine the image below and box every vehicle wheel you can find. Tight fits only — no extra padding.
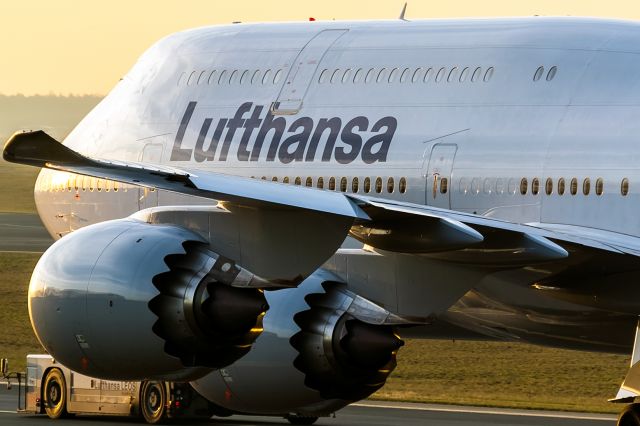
[43,368,68,419]
[140,381,166,424]
[285,414,319,425]
[619,404,640,426]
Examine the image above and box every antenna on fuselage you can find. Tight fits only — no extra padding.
[399,3,408,21]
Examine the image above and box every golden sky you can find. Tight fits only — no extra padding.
[4,0,640,96]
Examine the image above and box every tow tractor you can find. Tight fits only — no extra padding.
[1,354,213,424]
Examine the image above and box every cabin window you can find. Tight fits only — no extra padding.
[546,66,557,81]
[271,176,278,182]
[218,70,228,85]
[197,70,208,85]
[447,67,459,83]
[387,177,395,193]
[331,69,341,84]
[97,179,103,192]
[531,178,540,195]
[262,69,272,85]
[622,178,630,196]
[583,178,591,195]
[251,70,262,84]
[534,66,544,82]
[67,177,73,192]
[595,178,604,196]
[317,177,324,189]
[113,181,119,192]
[363,177,371,193]
[207,70,218,84]
[520,178,528,195]
[399,177,407,194]
[283,176,290,184]
[459,67,470,82]
[177,72,186,86]
[261,176,267,180]
[508,178,517,195]
[89,177,95,192]
[400,68,410,83]
[412,68,424,83]
[545,178,553,195]
[187,71,197,85]
[74,176,79,191]
[483,178,493,195]
[484,67,495,82]
[375,177,383,193]
[388,68,399,83]
[294,177,301,185]
[230,70,239,84]
[365,68,375,84]
[471,67,482,82]
[342,69,352,83]
[319,69,329,84]
[436,67,446,83]
[329,177,336,190]
[353,68,363,83]
[440,177,448,194]
[340,177,348,192]
[471,178,480,195]
[459,177,468,194]
[423,68,434,83]
[273,69,283,84]
[305,177,313,187]
[570,178,578,195]
[376,68,388,83]
[352,177,359,193]
[240,70,249,85]
[557,178,565,195]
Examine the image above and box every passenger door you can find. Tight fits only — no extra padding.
[426,144,458,208]
[272,29,348,115]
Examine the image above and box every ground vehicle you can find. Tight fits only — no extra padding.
[18,354,212,423]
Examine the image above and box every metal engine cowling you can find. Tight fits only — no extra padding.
[28,218,267,381]
[191,270,407,417]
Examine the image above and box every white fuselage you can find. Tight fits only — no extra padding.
[34,17,640,239]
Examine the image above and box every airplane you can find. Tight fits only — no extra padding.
[5,15,640,425]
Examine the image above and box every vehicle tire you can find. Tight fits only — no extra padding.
[43,368,68,419]
[285,414,319,425]
[618,403,640,426]
[140,381,167,424]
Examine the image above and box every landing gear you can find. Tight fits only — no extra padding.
[140,381,167,424]
[43,368,68,419]
[285,414,319,425]
[618,404,640,426]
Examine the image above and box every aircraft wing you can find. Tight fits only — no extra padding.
[5,130,640,270]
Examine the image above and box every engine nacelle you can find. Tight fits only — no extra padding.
[29,218,267,380]
[191,270,405,417]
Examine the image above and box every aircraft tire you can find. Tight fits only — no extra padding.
[43,368,68,419]
[618,403,640,426]
[140,381,167,424]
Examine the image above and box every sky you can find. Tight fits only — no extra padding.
[4,0,640,96]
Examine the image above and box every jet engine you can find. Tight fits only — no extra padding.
[28,218,268,381]
[191,270,407,418]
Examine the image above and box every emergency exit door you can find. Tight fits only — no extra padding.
[426,144,458,208]
[272,29,348,115]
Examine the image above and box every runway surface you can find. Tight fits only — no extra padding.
[0,212,53,252]
[0,384,618,425]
